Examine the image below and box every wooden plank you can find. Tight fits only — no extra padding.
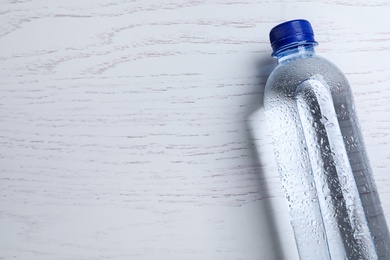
[0,0,389,259]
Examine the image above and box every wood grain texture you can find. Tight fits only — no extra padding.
[0,0,389,259]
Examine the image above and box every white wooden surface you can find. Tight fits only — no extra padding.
[1,1,390,259]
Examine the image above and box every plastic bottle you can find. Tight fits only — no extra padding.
[264,19,390,259]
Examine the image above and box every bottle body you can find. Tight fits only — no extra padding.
[264,47,390,259]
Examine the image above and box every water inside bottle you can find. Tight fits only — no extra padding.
[264,56,390,259]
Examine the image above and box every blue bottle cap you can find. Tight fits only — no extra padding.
[269,19,317,56]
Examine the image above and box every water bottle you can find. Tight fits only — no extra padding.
[264,19,390,259]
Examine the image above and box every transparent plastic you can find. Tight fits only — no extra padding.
[264,44,390,259]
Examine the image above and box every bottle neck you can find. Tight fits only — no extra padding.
[274,43,317,64]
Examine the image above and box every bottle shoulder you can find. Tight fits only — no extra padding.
[269,55,343,80]
[265,55,350,99]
